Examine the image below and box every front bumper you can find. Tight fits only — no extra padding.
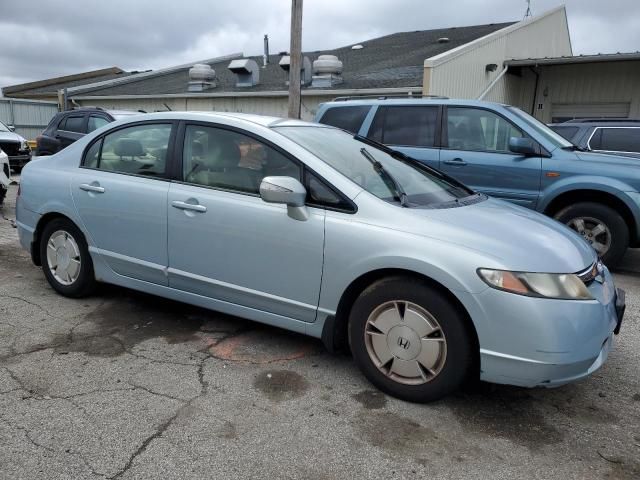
[8,154,31,169]
[465,266,624,388]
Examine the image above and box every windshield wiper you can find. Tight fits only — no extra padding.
[359,147,409,207]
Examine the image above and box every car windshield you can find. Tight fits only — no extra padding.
[506,106,574,149]
[275,126,475,207]
[0,121,10,132]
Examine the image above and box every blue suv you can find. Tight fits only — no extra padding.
[315,98,640,267]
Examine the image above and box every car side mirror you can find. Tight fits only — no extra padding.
[509,137,537,156]
[8,125,15,132]
[259,176,309,221]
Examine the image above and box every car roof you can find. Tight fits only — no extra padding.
[320,97,508,108]
[109,111,327,129]
[550,121,640,128]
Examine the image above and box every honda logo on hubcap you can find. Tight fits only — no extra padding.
[397,337,410,349]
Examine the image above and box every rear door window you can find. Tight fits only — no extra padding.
[88,115,111,132]
[318,106,370,134]
[590,127,640,153]
[60,115,86,133]
[367,106,439,147]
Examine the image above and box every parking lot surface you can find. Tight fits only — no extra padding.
[1,178,639,479]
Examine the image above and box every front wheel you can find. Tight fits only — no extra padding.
[348,276,474,403]
[40,218,96,297]
[554,202,629,268]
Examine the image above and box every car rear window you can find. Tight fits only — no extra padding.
[590,127,640,153]
[318,106,370,134]
[549,126,579,141]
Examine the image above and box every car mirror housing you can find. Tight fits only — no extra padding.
[260,176,309,221]
[509,137,537,156]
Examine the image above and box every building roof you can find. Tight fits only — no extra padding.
[505,52,640,67]
[2,67,136,97]
[69,22,513,98]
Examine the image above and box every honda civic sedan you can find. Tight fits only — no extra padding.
[15,112,625,402]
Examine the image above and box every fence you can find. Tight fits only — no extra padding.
[0,97,59,140]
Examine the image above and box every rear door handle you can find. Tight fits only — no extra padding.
[443,158,467,166]
[79,183,105,193]
[171,200,207,213]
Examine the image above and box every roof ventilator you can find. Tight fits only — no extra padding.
[279,55,312,86]
[311,55,343,88]
[228,59,260,87]
[188,64,217,92]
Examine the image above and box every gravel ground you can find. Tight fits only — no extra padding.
[0,178,639,479]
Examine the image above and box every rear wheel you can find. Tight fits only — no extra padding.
[348,276,474,403]
[40,218,96,297]
[554,202,628,268]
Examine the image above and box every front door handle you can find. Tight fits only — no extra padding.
[443,158,467,166]
[171,200,207,213]
[79,183,105,193]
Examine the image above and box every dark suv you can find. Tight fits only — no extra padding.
[549,119,640,159]
[36,107,143,155]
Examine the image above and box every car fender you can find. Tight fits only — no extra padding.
[538,175,640,219]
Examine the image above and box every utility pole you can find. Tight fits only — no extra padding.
[288,0,303,119]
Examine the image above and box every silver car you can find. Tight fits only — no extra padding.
[16,112,625,402]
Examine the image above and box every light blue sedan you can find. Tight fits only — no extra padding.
[15,112,625,402]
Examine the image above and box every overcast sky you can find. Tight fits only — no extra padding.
[1,0,637,89]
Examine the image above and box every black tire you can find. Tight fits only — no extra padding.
[554,202,629,269]
[348,276,474,403]
[39,218,96,297]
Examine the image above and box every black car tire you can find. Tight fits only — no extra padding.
[348,276,474,403]
[40,218,96,297]
[555,202,628,268]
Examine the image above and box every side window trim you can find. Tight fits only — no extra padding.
[442,105,534,155]
[80,120,178,181]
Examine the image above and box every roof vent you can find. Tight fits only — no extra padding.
[279,55,312,85]
[351,44,364,50]
[437,37,450,44]
[311,55,343,88]
[188,64,217,92]
[227,58,260,87]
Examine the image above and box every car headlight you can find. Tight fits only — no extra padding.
[20,140,30,151]
[477,268,593,300]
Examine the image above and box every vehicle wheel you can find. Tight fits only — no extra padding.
[39,218,96,297]
[348,276,474,403]
[554,202,628,268]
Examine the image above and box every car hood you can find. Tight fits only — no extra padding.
[574,150,640,166]
[404,197,596,273]
[0,131,24,143]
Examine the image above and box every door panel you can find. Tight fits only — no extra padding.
[71,171,170,284]
[167,184,325,322]
[441,107,541,208]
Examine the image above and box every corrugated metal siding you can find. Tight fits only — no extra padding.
[75,95,333,121]
[0,98,58,140]
[427,8,571,100]
[533,61,640,122]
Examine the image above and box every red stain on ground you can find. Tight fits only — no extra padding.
[208,330,319,364]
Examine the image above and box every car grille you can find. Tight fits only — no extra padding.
[576,260,601,284]
[0,141,20,157]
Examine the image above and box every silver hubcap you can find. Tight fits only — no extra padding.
[364,301,447,386]
[567,217,611,255]
[46,230,81,286]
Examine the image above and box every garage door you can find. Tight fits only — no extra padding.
[551,103,630,123]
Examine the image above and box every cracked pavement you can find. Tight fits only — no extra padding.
[1,178,639,479]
